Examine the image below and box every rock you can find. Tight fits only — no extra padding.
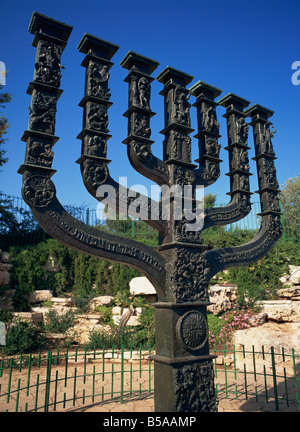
[11,311,43,324]
[248,312,268,327]
[0,270,10,286]
[129,277,157,303]
[1,252,10,263]
[290,266,300,285]
[207,284,237,315]
[111,306,122,315]
[127,316,140,327]
[259,300,300,322]
[51,297,75,306]
[233,322,300,373]
[28,290,53,304]
[89,296,113,309]
[277,286,300,300]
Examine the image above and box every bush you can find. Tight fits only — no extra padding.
[1,320,46,355]
[44,309,76,334]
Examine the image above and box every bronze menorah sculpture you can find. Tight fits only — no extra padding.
[18,12,283,412]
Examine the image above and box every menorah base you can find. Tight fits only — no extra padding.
[151,302,218,412]
[152,356,218,412]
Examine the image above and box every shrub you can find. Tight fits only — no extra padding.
[1,320,46,355]
[44,309,76,334]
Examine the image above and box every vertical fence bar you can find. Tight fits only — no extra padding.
[0,358,3,378]
[73,367,77,407]
[263,365,268,404]
[244,364,248,400]
[44,351,52,413]
[270,346,279,411]
[283,367,289,408]
[224,363,228,398]
[7,357,13,403]
[15,379,21,412]
[233,345,237,380]
[64,348,68,387]
[26,353,32,397]
[34,374,40,412]
[120,345,124,404]
[54,370,58,411]
[111,363,114,399]
[83,347,87,384]
[149,343,152,396]
[18,355,23,373]
[252,345,257,381]
[92,365,95,403]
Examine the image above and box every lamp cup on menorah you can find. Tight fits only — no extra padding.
[19,12,283,412]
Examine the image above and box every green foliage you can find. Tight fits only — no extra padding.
[43,309,76,334]
[93,306,113,324]
[1,320,46,355]
[0,84,11,168]
[280,174,300,241]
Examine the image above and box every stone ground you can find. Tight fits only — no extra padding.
[0,358,299,413]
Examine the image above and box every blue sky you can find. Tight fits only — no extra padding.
[1,0,300,212]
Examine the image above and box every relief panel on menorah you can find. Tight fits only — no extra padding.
[23,175,56,208]
[230,146,250,172]
[85,102,109,133]
[260,190,280,213]
[25,137,54,168]
[259,158,279,190]
[129,75,151,110]
[176,310,209,354]
[170,248,210,303]
[170,88,192,127]
[83,135,108,159]
[231,116,249,146]
[199,105,220,136]
[29,90,57,134]
[200,136,221,159]
[202,159,220,182]
[83,159,108,189]
[87,60,111,100]
[256,123,276,156]
[34,41,63,88]
[128,112,151,139]
[164,130,192,163]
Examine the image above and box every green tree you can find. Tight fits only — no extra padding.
[280,174,300,240]
[0,84,11,169]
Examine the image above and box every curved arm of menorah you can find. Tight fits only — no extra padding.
[79,157,168,235]
[21,171,166,299]
[205,103,282,279]
[205,214,282,279]
[126,139,169,186]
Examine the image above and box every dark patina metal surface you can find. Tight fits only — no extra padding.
[19,12,282,412]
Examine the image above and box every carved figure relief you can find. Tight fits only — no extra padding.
[175,361,218,412]
[88,61,111,100]
[83,160,108,188]
[35,42,63,87]
[23,175,56,208]
[131,113,151,138]
[235,117,249,145]
[260,123,276,155]
[233,147,249,172]
[27,140,54,167]
[268,214,283,240]
[87,104,109,132]
[86,135,107,157]
[171,87,191,127]
[205,137,221,158]
[170,249,210,302]
[174,218,204,244]
[29,91,57,134]
[203,106,219,135]
[262,159,279,189]
[202,159,220,181]
[237,193,251,215]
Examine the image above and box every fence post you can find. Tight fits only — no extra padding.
[270,346,279,411]
[44,350,52,412]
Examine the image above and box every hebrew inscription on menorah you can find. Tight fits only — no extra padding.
[19,13,283,412]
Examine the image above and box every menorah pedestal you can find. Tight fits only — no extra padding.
[151,300,218,412]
